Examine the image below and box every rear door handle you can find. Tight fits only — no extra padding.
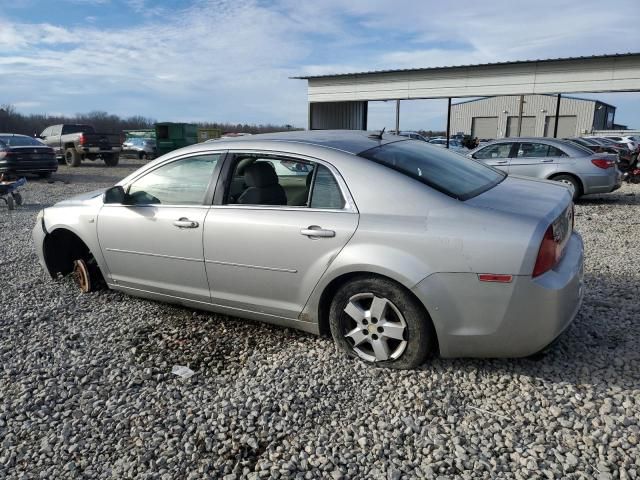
[541,159,554,163]
[300,226,335,238]
[495,159,508,164]
[173,218,199,228]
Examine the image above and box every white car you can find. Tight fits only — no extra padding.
[596,135,638,153]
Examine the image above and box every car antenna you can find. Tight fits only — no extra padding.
[369,127,385,140]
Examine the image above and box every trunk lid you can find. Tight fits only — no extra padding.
[466,175,572,225]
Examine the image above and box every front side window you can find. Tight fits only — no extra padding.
[360,140,505,200]
[474,143,513,159]
[225,154,344,209]
[127,154,220,205]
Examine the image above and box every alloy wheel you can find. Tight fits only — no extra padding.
[341,293,408,362]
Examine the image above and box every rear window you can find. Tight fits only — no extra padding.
[62,125,95,135]
[359,140,505,200]
[0,135,45,147]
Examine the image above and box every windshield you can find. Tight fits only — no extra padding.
[0,135,45,147]
[359,140,505,200]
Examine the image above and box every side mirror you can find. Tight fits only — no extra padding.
[104,185,126,204]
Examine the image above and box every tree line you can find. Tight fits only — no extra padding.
[0,104,300,137]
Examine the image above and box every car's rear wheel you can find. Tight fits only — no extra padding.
[329,276,435,369]
[12,192,22,206]
[552,174,581,200]
[6,195,15,210]
[65,149,81,167]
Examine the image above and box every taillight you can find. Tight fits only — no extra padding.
[79,134,85,145]
[533,226,557,277]
[591,158,615,169]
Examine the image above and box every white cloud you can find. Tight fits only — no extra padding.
[0,0,639,129]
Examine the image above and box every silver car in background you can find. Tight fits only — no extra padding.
[122,137,156,160]
[33,131,584,369]
[468,137,622,199]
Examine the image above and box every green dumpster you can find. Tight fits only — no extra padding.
[154,122,198,156]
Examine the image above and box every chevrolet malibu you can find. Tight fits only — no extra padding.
[33,131,584,369]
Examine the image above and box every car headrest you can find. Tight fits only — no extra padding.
[244,162,279,188]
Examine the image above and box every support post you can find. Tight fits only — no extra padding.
[516,95,524,136]
[553,94,561,138]
[362,101,368,131]
[395,100,400,133]
[446,97,452,148]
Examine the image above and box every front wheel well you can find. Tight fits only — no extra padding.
[316,271,439,354]
[43,228,94,277]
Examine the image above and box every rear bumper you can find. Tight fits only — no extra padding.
[581,169,623,194]
[412,232,584,358]
[82,147,121,154]
[0,159,58,174]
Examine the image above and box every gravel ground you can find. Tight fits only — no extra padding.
[1,160,639,479]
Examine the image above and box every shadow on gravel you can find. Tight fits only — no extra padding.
[49,173,122,185]
[576,192,638,206]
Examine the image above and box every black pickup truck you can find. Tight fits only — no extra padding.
[39,124,121,167]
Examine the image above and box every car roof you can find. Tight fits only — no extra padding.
[201,130,404,155]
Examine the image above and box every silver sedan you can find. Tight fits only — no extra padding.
[33,131,584,369]
[468,137,622,199]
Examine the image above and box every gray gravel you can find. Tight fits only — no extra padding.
[1,160,639,479]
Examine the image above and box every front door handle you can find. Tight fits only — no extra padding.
[173,218,199,229]
[495,159,508,164]
[541,159,554,163]
[300,226,335,238]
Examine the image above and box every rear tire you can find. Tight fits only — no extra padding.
[552,174,581,200]
[104,153,119,167]
[65,148,81,167]
[6,195,15,210]
[329,276,435,369]
[12,192,22,206]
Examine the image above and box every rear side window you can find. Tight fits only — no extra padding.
[360,140,505,201]
[310,165,345,209]
[0,135,44,146]
[62,125,95,135]
[516,143,568,158]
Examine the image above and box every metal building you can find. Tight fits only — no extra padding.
[450,94,616,140]
[294,52,640,146]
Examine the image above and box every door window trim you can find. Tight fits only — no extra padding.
[105,150,228,208]
[212,149,358,213]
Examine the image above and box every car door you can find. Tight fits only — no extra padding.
[97,152,223,303]
[509,142,563,179]
[203,152,358,319]
[46,125,63,155]
[471,142,514,172]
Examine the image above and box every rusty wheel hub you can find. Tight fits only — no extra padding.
[72,259,91,293]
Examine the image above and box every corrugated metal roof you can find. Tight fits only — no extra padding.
[292,52,640,80]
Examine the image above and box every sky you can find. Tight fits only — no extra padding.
[1,0,639,130]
